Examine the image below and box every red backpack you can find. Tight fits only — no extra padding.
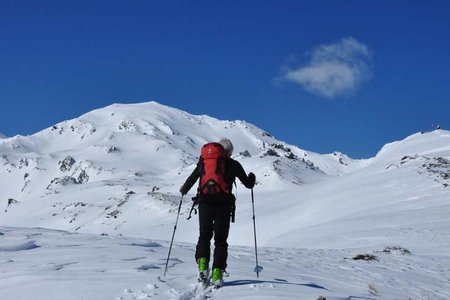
[198,142,230,195]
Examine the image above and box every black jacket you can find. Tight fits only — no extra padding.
[181,158,255,197]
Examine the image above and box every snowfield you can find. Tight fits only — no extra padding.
[1,227,449,299]
[1,101,449,299]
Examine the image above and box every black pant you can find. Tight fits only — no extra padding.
[195,199,231,270]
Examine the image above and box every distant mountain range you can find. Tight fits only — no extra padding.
[1,101,449,250]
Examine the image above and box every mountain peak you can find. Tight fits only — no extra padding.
[375,129,450,162]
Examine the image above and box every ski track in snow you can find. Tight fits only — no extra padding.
[1,227,449,300]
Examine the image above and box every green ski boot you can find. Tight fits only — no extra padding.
[197,257,209,285]
[211,268,224,287]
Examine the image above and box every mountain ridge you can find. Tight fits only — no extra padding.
[1,101,449,250]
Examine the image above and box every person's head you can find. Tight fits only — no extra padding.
[218,138,233,157]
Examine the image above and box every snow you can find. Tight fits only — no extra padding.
[1,227,449,299]
[1,101,450,299]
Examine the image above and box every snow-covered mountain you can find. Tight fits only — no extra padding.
[1,101,450,299]
[1,101,449,244]
[0,101,364,238]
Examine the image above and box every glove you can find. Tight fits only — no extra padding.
[179,184,188,196]
[248,172,256,188]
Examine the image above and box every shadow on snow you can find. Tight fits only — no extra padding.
[223,279,328,290]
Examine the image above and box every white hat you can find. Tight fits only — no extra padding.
[218,138,233,156]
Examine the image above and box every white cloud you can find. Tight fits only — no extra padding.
[282,37,373,98]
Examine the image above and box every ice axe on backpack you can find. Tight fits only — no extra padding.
[251,188,263,278]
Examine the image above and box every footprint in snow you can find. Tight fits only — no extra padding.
[120,284,159,299]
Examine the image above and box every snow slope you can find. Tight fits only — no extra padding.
[1,101,449,299]
[1,227,449,300]
[250,130,450,251]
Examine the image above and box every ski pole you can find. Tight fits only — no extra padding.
[251,189,263,278]
[164,195,183,276]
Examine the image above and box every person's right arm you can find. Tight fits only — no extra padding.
[179,163,200,195]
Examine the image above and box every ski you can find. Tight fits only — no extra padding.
[196,275,222,290]
[193,280,216,299]
[198,270,209,288]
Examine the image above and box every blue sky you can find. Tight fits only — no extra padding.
[1,0,449,158]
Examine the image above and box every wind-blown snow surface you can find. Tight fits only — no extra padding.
[1,227,449,300]
[1,101,450,299]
